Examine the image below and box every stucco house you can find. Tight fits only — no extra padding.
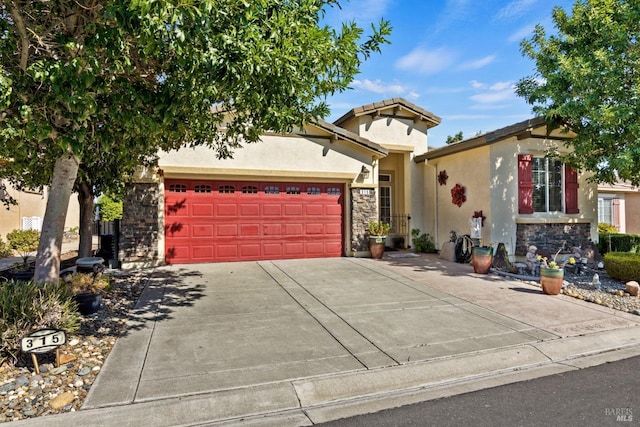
[414,117,598,257]
[597,181,640,234]
[0,179,80,240]
[119,99,599,267]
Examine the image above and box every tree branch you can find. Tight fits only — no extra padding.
[9,1,30,71]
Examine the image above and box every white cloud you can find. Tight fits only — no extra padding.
[508,23,536,43]
[470,88,515,104]
[458,55,496,71]
[395,47,457,75]
[495,0,538,21]
[490,81,513,91]
[407,91,421,100]
[351,79,405,94]
[469,80,487,90]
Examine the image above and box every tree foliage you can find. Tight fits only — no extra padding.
[516,0,640,185]
[0,0,390,283]
[445,131,464,144]
[96,193,122,222]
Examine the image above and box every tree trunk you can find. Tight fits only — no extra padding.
[34,154,80,284]
[77,180,94,258]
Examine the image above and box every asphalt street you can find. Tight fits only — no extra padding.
[318,355,640,427]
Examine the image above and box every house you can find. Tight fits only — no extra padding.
[118,99,599,267]
[414,117,598,257]
[0,179,80,240]
[597,181,640,234]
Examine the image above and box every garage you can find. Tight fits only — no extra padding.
[164,179,344,263]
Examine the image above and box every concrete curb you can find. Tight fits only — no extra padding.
[10,327,640,427]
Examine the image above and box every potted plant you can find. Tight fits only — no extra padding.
[62,271,110,315]
[367,221,391,259]
[5,229,40,281]
[471,244,493,274]
[537,249,576,295]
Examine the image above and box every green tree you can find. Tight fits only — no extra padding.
[0,1,390,283]
[95,194,123,222]
[516,0,640,185]
[445,131,464,144]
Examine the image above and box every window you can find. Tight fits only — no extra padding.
[218,185,235,194]
[194,185,211,193]
[307,187,321,195]
[286,186,300,195]
[265,185,280,194]
[518,154,579,214]
[379,186,391,225]
[598,197,614,225]
[169,184,187,193]
[532,157,563,212]
[242,186,258,194]
[327,187,341,195]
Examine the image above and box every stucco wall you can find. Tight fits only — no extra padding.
[625,193,640,234]
[0,181,80,240]
[426,145,492,248]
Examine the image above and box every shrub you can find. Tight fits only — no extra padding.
[96,194,123,222]
[604,252,640,282]
[598,233,640,254]
[6,229,40,267]
[0,237,12,258]
[0,280,80,366]
[367,221,391,236]
[411,228,436,253]
[598,222,618,234]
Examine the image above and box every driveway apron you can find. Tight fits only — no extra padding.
[81,256,617,409]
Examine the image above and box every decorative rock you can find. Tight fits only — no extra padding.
[77,367,91,377]
[48,392,74,409]
[49,366,67,376]
[15,377,29,387]
[626,281,639,297]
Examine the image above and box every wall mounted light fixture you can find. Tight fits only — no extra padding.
[360,165,370,179]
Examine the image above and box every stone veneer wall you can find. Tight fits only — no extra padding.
[351,188,378,252]
[515,222,592,256]
[119,183,160,265]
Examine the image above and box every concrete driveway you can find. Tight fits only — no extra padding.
[15,255,640,426]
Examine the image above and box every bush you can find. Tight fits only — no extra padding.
[598,222,618,234]
[96,194,123,222]
[0,280,80,367]
[411,228,436,253]
[598,233,640,254]
[6,229,40,266]
[0,237,12,258]
[367,221,391,236]
[604,252,640,282]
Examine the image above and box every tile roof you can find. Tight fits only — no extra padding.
[333,97,441,128]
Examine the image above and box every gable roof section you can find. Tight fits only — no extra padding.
[333,97,441,129]
[414,117,575,162]
[298,119,388,157]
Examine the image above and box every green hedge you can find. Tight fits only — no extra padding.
[598,233,640,254]
[604,252,640,282]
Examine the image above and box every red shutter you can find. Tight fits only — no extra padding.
[518,154,534,214]
[565,165,579,214]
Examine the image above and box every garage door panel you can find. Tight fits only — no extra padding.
[216,204,237,216]
[165,179,343,263]
[216,224,238,237]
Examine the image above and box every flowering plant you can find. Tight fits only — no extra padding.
[537,248,576,270]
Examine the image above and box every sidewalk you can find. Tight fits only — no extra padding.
[8,254,640,426]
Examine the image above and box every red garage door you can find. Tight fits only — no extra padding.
[164,179,344,263]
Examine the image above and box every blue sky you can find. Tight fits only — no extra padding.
[323,0,575,147]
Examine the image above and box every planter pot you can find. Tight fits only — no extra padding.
[369,236,386,259]
[7,269,34,282]
[540,267,564,295]
[73,292,103,315]
[471,246,493,274]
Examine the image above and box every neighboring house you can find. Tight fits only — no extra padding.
[414,117,598,257]
[0,179,80,240]
[597,181,640,234]
[119,99,599,267]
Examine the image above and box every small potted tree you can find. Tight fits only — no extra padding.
[6,229,40,281]
[368,221,391,259]
[62,269,110,315]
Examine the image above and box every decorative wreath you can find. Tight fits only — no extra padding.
[451,184,466,207]
[437,170,448,186]
[472,210,486,227]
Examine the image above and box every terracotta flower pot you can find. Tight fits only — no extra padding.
[369,236,386,259]
[540,267,564,295]
[472,246,493,274]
